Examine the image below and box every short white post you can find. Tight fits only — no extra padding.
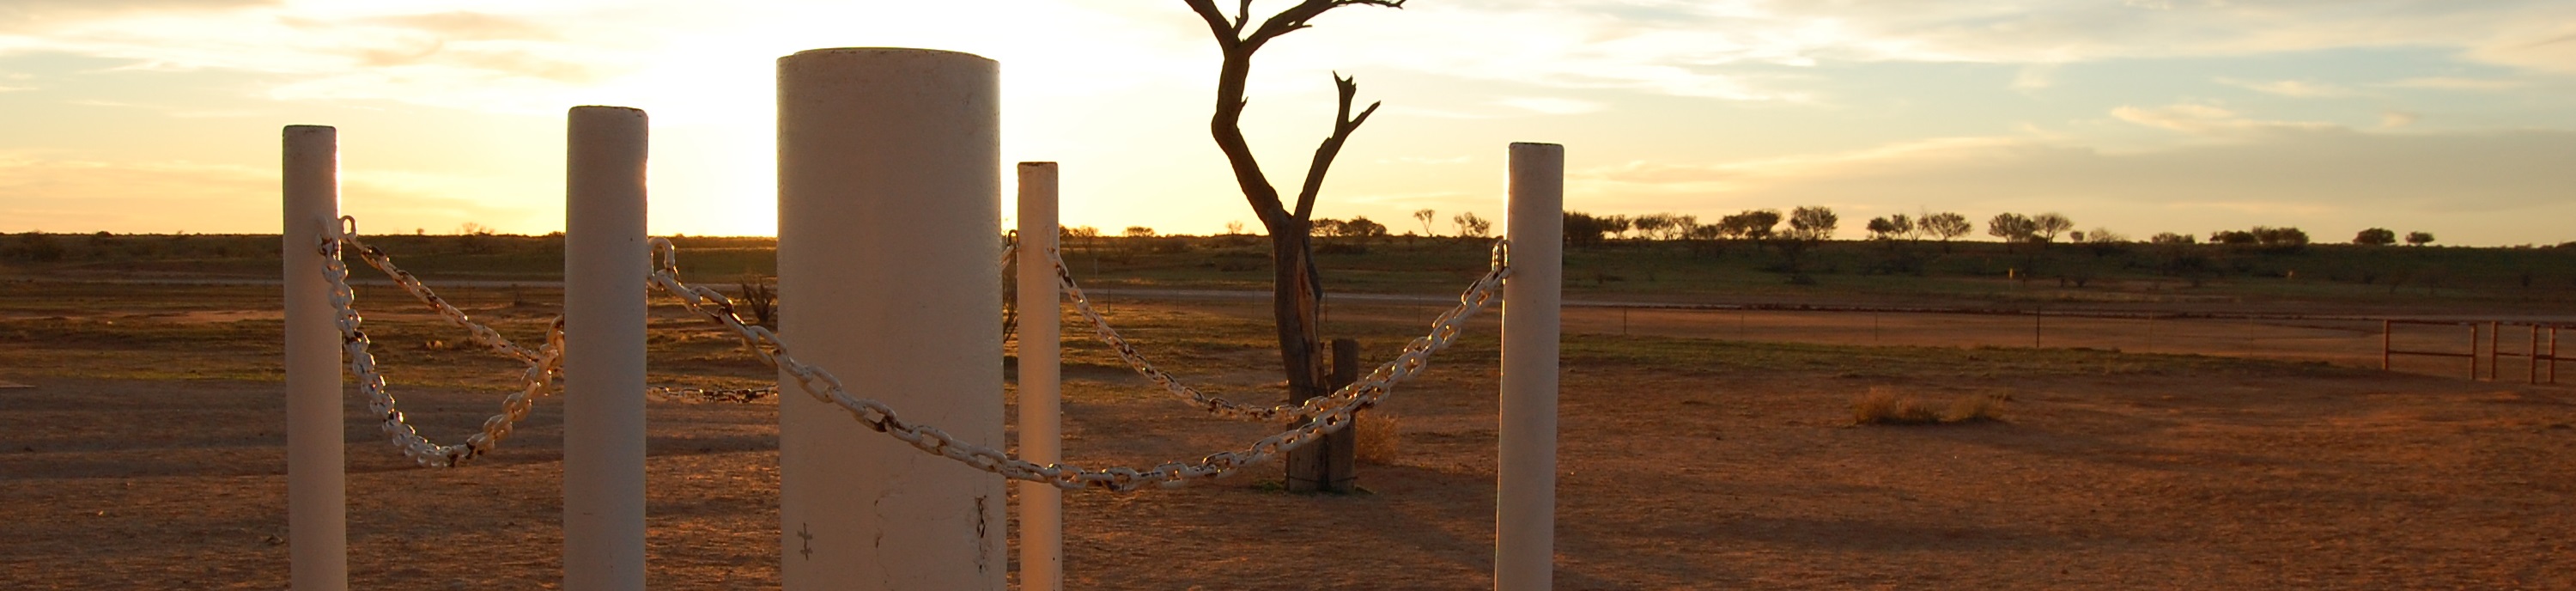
[283,125,348,591]
[563,106,651,591]
[1015,162,1064,591]
[1498,142,1563,591]
[777,48,1005,591]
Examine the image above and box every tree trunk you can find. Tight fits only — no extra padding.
[1271,225,1328,417]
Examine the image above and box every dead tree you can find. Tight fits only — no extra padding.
[1182,0,1401,490]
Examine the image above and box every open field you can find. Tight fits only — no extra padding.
[3,278,2574,588]
[9,232,2576,317]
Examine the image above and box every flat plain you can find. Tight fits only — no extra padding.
[3,235,2575,588]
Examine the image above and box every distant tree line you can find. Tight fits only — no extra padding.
[1551,208,2454,254]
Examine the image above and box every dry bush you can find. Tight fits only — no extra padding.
[1354,409,1402,465]
[1853,387,2004,425]
[1942,393,2008,423]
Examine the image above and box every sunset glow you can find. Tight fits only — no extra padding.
[3,1,2573,244]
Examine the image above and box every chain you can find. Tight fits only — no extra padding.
[650,237,1510,491]
[1049,240,1512,422]
[321,217,564,467]
[337,219,544,366]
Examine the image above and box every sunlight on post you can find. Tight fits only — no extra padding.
[1499,142,1564,591]
[776,48,1005,591]
[283,124,348,591]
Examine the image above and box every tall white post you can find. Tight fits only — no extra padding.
[282,125,348,591]
[777,48,1005,591]
[563,106,651,591]
[1014,162,1064,591]
[1497,142,1563,591]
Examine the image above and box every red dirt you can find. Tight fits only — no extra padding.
[3,301,2574,588]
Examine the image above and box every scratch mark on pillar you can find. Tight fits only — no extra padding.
[975,495,992,573]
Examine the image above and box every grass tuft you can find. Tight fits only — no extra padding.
[1353,409,1402,465]
[1852,387,2006,425]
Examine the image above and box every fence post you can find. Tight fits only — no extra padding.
[2468,323,2480,381]
[2532,325,2543,385]
[1014,161,1063,591]
[1499,142,1563,591]
[1287,337,1361,493]
[563,106,650,591]
[777,48,1004,591]
[2032,308,2041,349]
[2381,320,2391,371]
[2488,320,2500,381]
[283,125,347,591]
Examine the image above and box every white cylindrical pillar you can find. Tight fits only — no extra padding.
[283,124,347,591]
[1014,161,1063,591]
[563,106,651,591]
[1497,142,1563,591]
[777,48,1005,591]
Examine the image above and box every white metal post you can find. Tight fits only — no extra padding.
[777,48,1005,591]
[563,106,651,591]
[1498,142,1563,591]
[1015,162,1064,591]
[283,125,348,591]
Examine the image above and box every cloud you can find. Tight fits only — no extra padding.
[366,11,560,42]
[2385,76,2530,91]
[2012,64,2059,91]
[2217,77,2356,97]
[0,0,276,33]
[2465,21,2576,74]
[2110,103,2341,137]
[0,156,545,234]
[1493,96,1605,115]
[1377,155,1472,165]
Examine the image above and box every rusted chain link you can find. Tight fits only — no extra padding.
[321,217,563,467]
[650,237,1509,491]
[1050,240,1511,422]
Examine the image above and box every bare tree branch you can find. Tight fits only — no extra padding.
[1183,0,1239,49]
[1180,0,1401,231]
[1292,72,1379,221]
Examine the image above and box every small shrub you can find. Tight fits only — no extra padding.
[1942,393,2007,423]
[1852,387,2005,425]
[1353,409,1401,465]
[736,275,779,329]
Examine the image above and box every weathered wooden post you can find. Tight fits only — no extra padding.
[2532,325,2544,385]
[283,124,347,591]
[2382,320,2392,371]
[777,48,1005,591]
[562,105,650,591]
[1014,161,1063,591]
[1287,338,1362,492]
[2488,320,2500,381]
[1498,141,1563,591]
[2468,323,2481,380]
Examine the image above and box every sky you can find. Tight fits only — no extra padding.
[2,0,2573,245]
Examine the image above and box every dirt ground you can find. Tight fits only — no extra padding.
[4,296,2575,589]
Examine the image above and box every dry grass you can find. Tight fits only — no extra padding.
[1852,387,2006,425]
[1353,409,1402,465]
